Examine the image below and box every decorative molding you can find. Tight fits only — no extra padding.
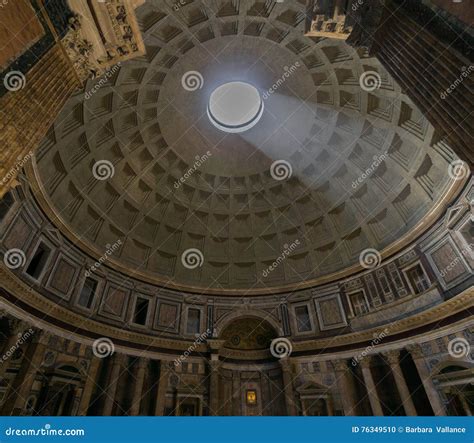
[64,0,145,81]
[1,263,472,357]
[314,292,347,331]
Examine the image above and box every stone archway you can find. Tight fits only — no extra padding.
[215,309,283,338]
[35,364,84,416]
[432,363,474,416]
[220,317,278,352]
[214,317,287,416]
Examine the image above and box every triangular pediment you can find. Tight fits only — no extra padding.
[296,381,328,394]
[446,203,467,228]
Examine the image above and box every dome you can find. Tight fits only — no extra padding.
[0,0,472,421]
[32,1,457,294]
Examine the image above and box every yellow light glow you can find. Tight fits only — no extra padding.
[246,390,257,405]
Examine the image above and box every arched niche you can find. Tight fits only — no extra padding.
[219,317,278,351]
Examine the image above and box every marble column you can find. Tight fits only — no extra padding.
[102,353,126,416]
[458,393,473,416]
[384,351,417,416]
[6,330,49,415]
[208,359,222,416]
[207,339,225,416]
[334,360,357,416]
[326,396,334,416]
[175,393,182,416]
[70,387,83,416]
[260,370,271,416]
[77,358,101,416]
[129,357,147,416]
[154,360,170,416]
[407,345,446,416]
[232,371,241,415]
[360,357,384,416]
[279,357,297,416]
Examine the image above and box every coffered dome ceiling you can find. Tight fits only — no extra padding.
[33,0,458,293]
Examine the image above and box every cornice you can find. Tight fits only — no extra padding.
[0,265,206,356]
[292,287,474,353]
[25,161,468,296]
[1,264,472,359]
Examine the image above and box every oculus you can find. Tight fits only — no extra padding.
[207,81,264,133]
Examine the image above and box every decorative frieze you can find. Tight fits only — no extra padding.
[305,0,355,40]
[64,1,145,82]
[0,0,145,199]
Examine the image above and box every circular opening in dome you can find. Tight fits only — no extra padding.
[208,81,264,133]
